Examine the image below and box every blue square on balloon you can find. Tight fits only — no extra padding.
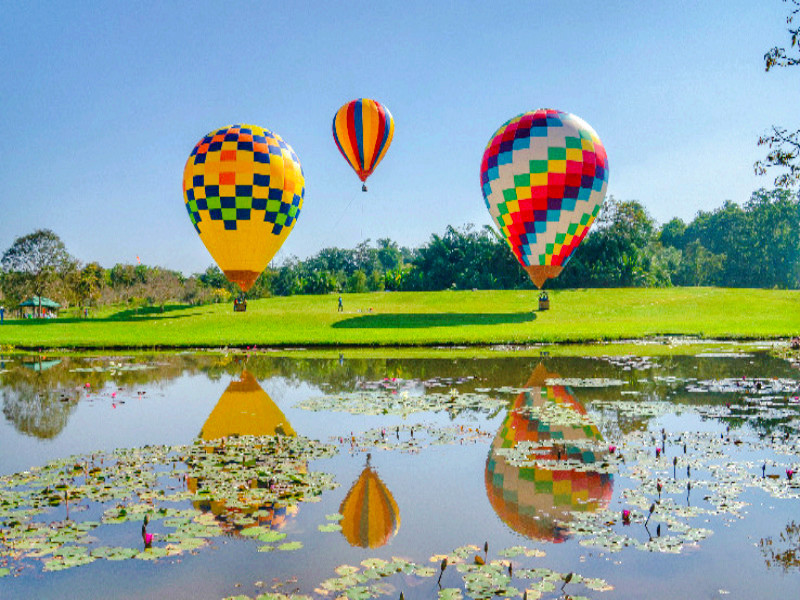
[268,187,283,200]
[578,187,591,200]
[185,189,195,202]
[196,198,207,210]
[535,220,548,233]
[254,152,269,164]
[236,209,250,220]
[562,198,576,211]
[236,185,252,197]
[193,175,204,187]
[254,173,270,187]
[224,220,237,230]
[547,209,560,221]
[252,198,266,210]
[205,185,219,197]
[272,223,283,235]
[195,153,206,164]
[221,197,235,209]
[237,141,253,152]
[512,138,530,151]
[209,141,223,152]
[209,209,222,220]
[224,132,238,142]
[497,152,512,166]
[268,145,282,156]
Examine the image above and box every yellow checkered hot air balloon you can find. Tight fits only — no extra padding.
[485,364,613,542]
[339,455,400,548]
[183,124,304,293]
[188,370,299,532]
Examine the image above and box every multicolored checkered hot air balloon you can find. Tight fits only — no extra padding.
[333,98,394,192]
[485,364,613,542]
[481,109,609,288]
[183,124,304,292]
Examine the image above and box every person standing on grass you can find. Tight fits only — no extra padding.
[338,296,343,312]
[0,306,4,323]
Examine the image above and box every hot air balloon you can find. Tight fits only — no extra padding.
[339,454,400,548]
[183,124,304,300]
[199,370,296,440]
[485,364,613,542]
[332,98,394,191]
[480,109,609,289]
[188,370,299,532]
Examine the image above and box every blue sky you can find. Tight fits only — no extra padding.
[1,0,797,275]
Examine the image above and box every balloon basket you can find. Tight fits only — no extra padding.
[233,297,247,312]
[538,292,550,311]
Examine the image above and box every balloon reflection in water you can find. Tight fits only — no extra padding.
[339,454,400,548]
[485,364,613,542]
[188,370,299,531]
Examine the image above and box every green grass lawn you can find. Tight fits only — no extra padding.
[1,288,798,349]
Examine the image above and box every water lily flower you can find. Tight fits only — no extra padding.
[622,509,631,524]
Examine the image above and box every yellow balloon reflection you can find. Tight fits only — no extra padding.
[199,370,295,440]
[485,363,613,542]
[339,455,400,548]
[189,370,298,530]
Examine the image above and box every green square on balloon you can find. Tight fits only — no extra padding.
[221,208,236,220]
[513,173,530,187]
[548,147,566,160]
[529,160,548,173]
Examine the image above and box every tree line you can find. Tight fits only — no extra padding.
[1,188,799,313]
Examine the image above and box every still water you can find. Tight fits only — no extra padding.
[1,350,799,599]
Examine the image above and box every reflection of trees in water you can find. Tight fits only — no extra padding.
[1,351,795,438]
[760,520,800,572]
[2,383,77,439]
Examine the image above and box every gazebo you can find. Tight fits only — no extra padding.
[19,296,61,318]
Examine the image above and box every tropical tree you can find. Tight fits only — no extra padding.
[0,229,77,315]
[756,0,800,188]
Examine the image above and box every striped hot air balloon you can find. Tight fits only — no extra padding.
[332,98,395,191]
[339,456,400,548]
[485,364,613,542]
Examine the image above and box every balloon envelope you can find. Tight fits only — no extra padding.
[485,363,613,542]
[339,464,400,548]
[183,124,304,291]
[333,98,394,185]
[199,370,295,440]
[480,109,609,288]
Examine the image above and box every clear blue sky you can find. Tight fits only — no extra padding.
[1,0,797,275]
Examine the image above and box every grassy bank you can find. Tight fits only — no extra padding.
[0,288,798,349]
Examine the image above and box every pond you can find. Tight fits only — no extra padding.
[1,348,800,600]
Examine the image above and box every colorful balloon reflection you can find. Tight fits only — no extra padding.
[485,364,613,542]
[189,370,299,531]
[339,455,400,548]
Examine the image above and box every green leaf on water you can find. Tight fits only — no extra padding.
[277,541,303,551]
[438,588,463,600]
[318,523,342,532]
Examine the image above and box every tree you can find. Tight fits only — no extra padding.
[756,0,800,188]
[77,262,105,308]
[1,229,77,316]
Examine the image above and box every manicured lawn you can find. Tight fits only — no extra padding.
[0,288,798,349]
